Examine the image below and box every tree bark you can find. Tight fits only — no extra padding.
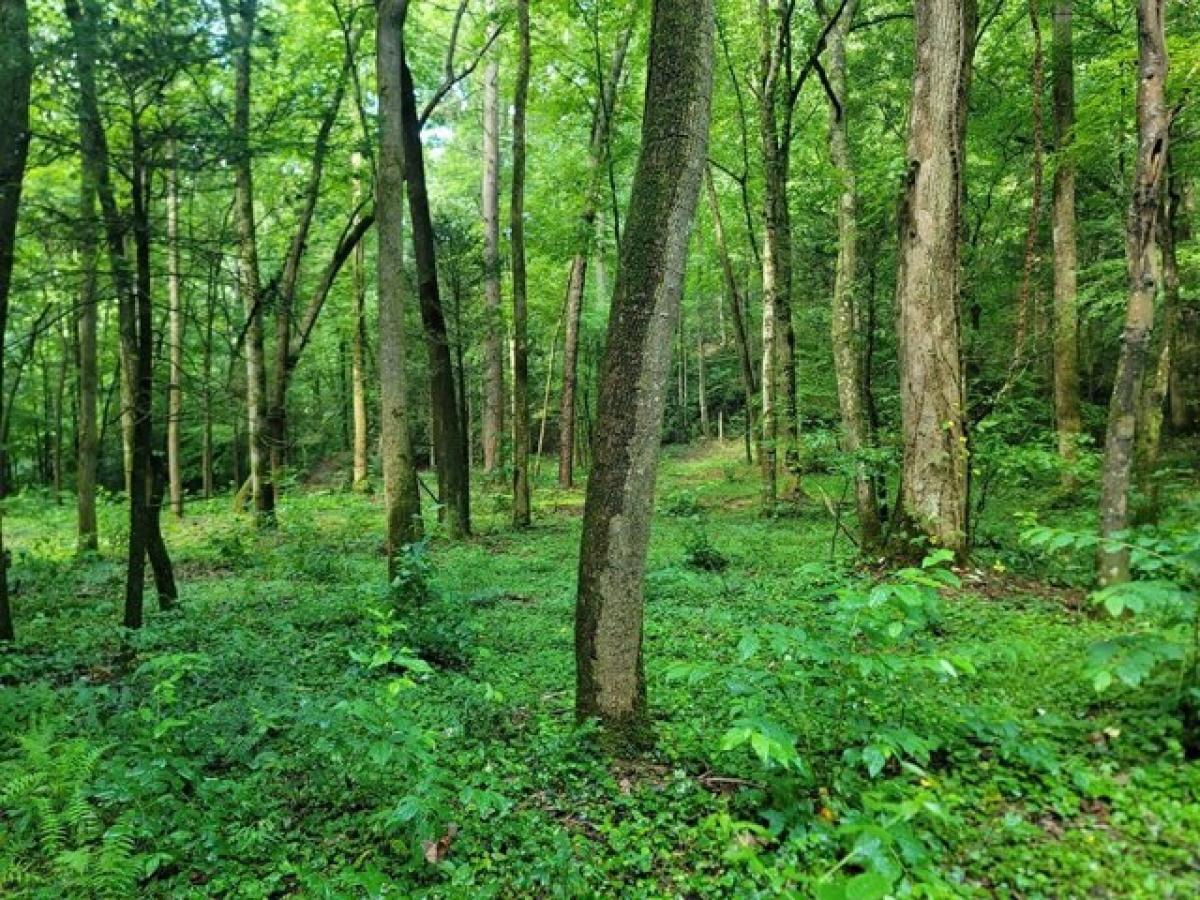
[574,0,714,738]
[0,0,33,640]
[76,174,100,550]
[167,145,184,517]
[824,0,881,551]
[1097,0,1168,587]
[705,167,758,465]
[893,0,976,558]
[1051,0,1082,480]
[398,39,470,537]
[1012,0,1045,368]
[377,0,423,577]
[511,0,532,528]
[558,25,634,489]
[351,153,370,490]
[481,0,504,477]
[222,0,275,525]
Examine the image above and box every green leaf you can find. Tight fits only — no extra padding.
[1092,670,1113,692]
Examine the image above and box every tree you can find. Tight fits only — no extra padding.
[1097,0,1169,587]
[480,0,504,477]
[377,0,423,577]
[822,0,881,550]
[221,0,275,525]
[575,0,714,737]
[167,146,184,518]
[399,18,470,537]
[558,21,635,489]
[0,0,33,640]
[893,0,976,559]
[511,0,532,528]
[1051,0,1082,479]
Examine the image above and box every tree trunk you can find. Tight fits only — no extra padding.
[558,25,634,489]
[377,0,423,577]
[893,0,976,559]
[167,146,184,517]
[0,0,33,640]
[398,43,470,537]
[1051,0,1082,480]
[575,0,714,738]
[705,168,758,465]
[76,174,99,550]
[481,0,504,477]
[1012,0,1045,368]
[1097,0,1168,587]
[222,0,275,525]
[825,0,881,551]
[351,153,370,490]
[128,113,176,624]
[266,66,349,499]
[511,0,532,528]
[202,265,215,499]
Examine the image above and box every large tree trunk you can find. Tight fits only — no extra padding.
[825,0,881,550]
[1097,0,1168,587]
[558,25,634,489]
[398,43,470,538]
[893,0,976,559]
[223,0,275,525]
[1051,0,1082,478]
[480,0,504,477]
[76,175,100,550]
[0,0,33,640]
[167,146,184,517]
[574,0,714,739]
[705,167,758,465]
[377,0,423,577]
[351,153,370,490]
[511,0,532,528]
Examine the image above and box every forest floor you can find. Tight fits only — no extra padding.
[2,442,1198,897]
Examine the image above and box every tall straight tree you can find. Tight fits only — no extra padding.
[480,0,504,477]
[1097,0,1168,586]
[0,0,33,640]
[558,22,635,489]
[893,0,976,558]
[221,0,274,525]
[511,0,532,528]
[377,0,423,577]
[167,146,184,518]
[822,0,881,550]
[76,177,99,551]
[575,0,714,737]
[1051,0,1082,480]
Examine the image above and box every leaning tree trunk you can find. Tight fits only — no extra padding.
[893,0,976,559]
[1051,0,1082,482]
[1097,0,1168,587]
[0,0,33,641]
[377,0,423,577]
[825,0,881,550]
[399,47,470,538]
[481,0,505,477]
[223,0,275,525]
[575,0,714,739]
[558,25,634,489]
[511,0,532,528]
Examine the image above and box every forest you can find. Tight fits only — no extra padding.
[0,0,1197,895]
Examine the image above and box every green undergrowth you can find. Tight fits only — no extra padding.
[1,442,1197,897]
